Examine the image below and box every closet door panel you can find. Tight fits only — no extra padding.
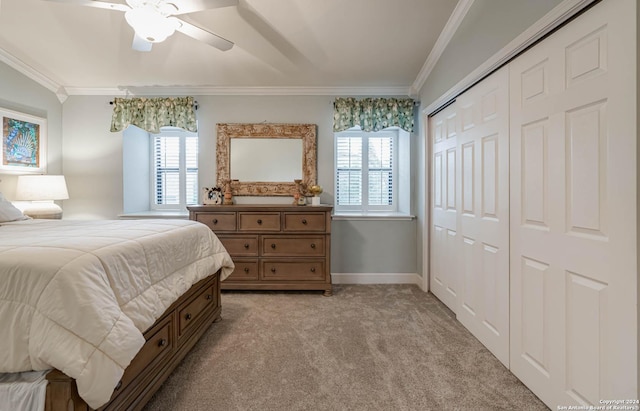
[430,104,460,312]
[456,66,510,366]
[509,0,636,406]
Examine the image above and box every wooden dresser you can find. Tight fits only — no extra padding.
[188,204,333,296]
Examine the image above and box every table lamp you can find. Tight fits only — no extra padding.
[15,175,69,219]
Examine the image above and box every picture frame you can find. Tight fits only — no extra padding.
[202,186,223,205]
[1,108,47,174]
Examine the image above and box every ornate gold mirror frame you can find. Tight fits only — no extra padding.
[216,123,317,196]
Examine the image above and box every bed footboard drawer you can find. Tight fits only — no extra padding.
[116,316,173,396]
[178,283,217,338]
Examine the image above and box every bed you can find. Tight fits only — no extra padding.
[0,208,234,411]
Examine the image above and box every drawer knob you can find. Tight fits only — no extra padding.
[244,243,250,249]
[310,267,316,273]
[185,313,192,320]
[158,338,167,347]
[302,219,307,224]
[271,267,276,273]
[206,294,213,300]
[212,218,218,224]
[115,380,122,391]
[310,243,316,249]
[271,243,276,249]
[257,219,262,224]
[244,267,250,273]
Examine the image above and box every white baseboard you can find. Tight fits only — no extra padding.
[331,273,424,289]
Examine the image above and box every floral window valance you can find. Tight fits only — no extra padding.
[110,96,197,134]
[333,97,415,133]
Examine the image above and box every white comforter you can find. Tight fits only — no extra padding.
[0,219,234,409]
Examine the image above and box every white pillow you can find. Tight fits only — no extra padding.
[0,192,27,222]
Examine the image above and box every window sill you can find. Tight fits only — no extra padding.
[118,211,189,220]
[332,212,415,221]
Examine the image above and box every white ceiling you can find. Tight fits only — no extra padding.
[0,0,462,97]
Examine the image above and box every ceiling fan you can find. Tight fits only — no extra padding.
[43,0,236,52]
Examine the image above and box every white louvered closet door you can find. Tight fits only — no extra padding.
[430,104,460,312]
[455,66,510,367]
[509,0,637,407]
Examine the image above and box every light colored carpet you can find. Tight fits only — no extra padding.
[143,285,548,411]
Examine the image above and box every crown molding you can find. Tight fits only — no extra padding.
[422,0,598,115]
[0,47,68,103]
[66,85,412,97]
[0,46,411,98]
[409,0,475,98]
[64,87,129,96]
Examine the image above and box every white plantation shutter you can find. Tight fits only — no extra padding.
[185,135,198,205]
[336,136,362,206]
[335,130,397,212]
[368,136,393,206]
[152,131,198,210]
[153,135,180,205]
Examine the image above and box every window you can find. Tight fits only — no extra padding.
[335,129,398,213]
[151,130,198,210]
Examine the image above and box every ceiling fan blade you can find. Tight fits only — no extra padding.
[132,33,153,52]
[42,0,130,12]
[176,19,234,51]
[170,0,238,15]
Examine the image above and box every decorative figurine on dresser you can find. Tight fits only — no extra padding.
[188,204,333,296]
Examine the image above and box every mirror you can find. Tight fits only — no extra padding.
[230,139,302,182]
[216,123,317,196]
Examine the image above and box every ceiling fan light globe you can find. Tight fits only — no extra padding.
[125,7,179,43]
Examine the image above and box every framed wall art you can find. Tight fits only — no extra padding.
[1,108,47,174]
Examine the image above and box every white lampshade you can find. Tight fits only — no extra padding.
[15,175,69,219]
[16,175,69,201]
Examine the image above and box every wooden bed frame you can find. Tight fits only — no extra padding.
[44,270,222,411]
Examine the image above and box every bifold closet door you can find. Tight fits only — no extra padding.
[509,0,637,407]
[455,66,510,367]
[430,104,460,312]
[430,67,510,366]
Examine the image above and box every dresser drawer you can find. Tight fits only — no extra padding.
[283,213,326,232]
[262,236,325,256]
[178,283,217,338]
[219,236,259,256]
[196,212,236,231]
[117,316,173,394]
[226,259,259,281]
[238,212,280,231]
[262,260,325,281]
